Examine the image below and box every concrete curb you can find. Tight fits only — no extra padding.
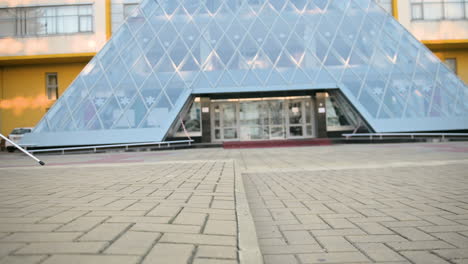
[234,160,264,264]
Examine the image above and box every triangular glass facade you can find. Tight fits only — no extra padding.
[23,0,468,147]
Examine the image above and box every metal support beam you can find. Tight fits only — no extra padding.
[314,92,328,138]
[200,97,212,143]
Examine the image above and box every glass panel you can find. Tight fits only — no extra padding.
[289,126,303,137]
[98,97,122,129]
[125,96,148,128]
[289,101,303,125]
[105,57,126,88]
[177,100,201,134]
[130,57,152,88]
[305,100,312,123]
[46,101,69,130]
[223,104,237,127]
[224,128,237,140]
[214,105,221,127]
[214,129,221,140]
[64,78,88,112]
[165,75,186,105]
[271,127,285,138]
[269,101,284,126]
[141,93,172,128]
[72,98,96,129]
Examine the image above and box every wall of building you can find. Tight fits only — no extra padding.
[111,0,141,34]
[0,0,107,57]
[0,62,86,135]
[396,0,468,41]
[433,49,468,84]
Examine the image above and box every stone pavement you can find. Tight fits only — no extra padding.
[0,142,467,264]
[0,161,240,264]
[245,164,468,264]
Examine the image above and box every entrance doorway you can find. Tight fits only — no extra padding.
[211,96,315,142]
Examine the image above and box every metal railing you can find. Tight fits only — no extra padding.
[26,140,194,155]
[343,133,468,140]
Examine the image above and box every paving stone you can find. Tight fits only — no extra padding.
[193,259,237,264]
[40,211,88,224]
[0,218,43,224]
[310,229,366,236]
[105,231,160,255]
[204,220,237,235]
[260,245,323,254]
[106,216,170,223]
[434,249,468,259]
[79,223,130,241]
[297,252,371,263]
[381,220,434,227]
[41,255,140,264]
[132,223,201,233]
[57,217,106,232]
[0,224,59,232]
[355,222,394,235]
[401,251,451,264]
[173,212,206,226]
[15,242,107,254]
[196,245,237,259]
[282,230,317,245]
[264,254,299,264]
[160,233,236,246]
[86,211,146,217]
[209,213,236,221]
[1,232,82,242]
[279,224,330,231]
[391,227,437,241]
[211,200,235,209]
[143,243,194,264]
[259,238,287,246]
[387,240,455,250]
[0,256,47,264]
[356,243,406,262]
[315,236,357,252]
[0,243,26,257]
[419,225,468,233]
[432,232,468,248]
[323,218,356,229]
[453,259,468,264]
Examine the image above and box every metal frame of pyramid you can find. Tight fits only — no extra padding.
[22,0,468,147]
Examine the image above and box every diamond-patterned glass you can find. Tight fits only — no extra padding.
[25,0,468,147]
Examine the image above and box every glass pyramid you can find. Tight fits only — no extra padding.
[22,0,468,147]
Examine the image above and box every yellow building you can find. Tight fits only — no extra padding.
[0,0,467,136]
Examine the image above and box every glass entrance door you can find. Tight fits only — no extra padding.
[211,97,315,142]
[212,103,239,141]
[288,100,304,138]
[268,100,286,139]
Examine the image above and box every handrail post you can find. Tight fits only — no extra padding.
[0,133,45,166]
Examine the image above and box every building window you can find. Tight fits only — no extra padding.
[0,5,93,37]
[411,0,468,20]
[46,73,58,100]
[375,0,393,14]
[444,58,457,74]
[123,3,139,18]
